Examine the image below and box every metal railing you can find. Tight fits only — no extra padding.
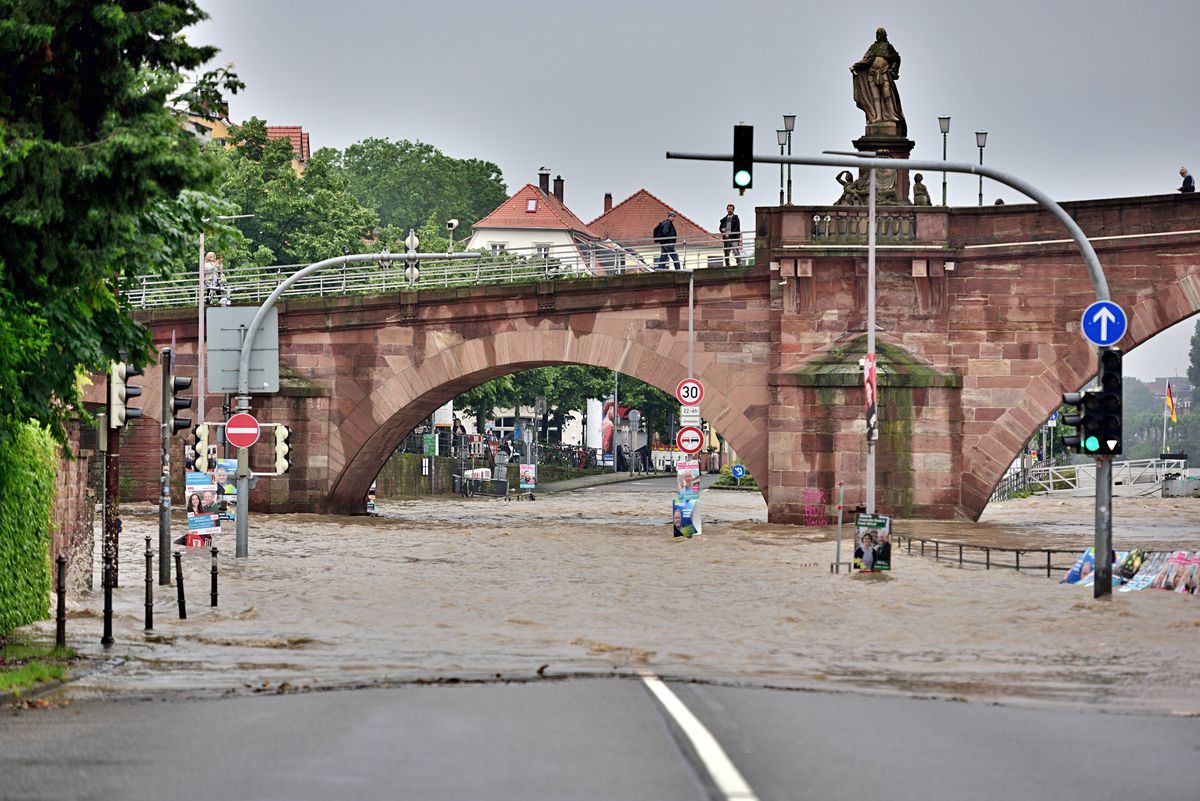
[128,236,743,310]
[990,458,1186,502]
[893,535,1081,578]
[810,209,916,244]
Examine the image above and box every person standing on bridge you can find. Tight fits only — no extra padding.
[719,204,741,266]
[653,211,681,270]
[1180,167,1196,194]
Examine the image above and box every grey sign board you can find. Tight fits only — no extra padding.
[206,306,280,394]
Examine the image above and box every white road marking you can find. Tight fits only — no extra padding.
[640,673,759,801]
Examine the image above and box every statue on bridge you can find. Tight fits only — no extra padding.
[851,27,906,138]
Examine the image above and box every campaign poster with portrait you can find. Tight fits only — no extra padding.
[676,460,700,501]
[519,464,537,490]
[673,498,701,539]
[853,513,891,571]
[214,458,237,521]
[1119,551,1168,592]
[367,481,377,513]
[184,469,220,544]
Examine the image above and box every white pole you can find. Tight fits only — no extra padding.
[197,232,206,425]
[1162,390,1169,453]
[866,167,877,515]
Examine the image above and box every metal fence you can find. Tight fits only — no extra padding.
[990,458,1186,502]
[128,236,746,310]
[893,535,1082,578]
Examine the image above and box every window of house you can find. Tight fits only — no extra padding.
[534,244,551,259]
[490,243,507,255]
[526,199,537,213]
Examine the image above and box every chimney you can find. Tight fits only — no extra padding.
[603,193,613,213]
[553,175,564,203]
[538,167,551,195]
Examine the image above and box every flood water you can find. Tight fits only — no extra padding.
[37,485,1200,712]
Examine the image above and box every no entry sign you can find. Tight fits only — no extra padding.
[225,412,261,449]
[676,425,704,455]
[676,378,704,406]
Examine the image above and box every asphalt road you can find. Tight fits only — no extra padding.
[2,680,1196,801]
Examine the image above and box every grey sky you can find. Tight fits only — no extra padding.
[190,0,1200,381]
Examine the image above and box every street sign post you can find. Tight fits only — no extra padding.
[731,464,746,479]
[676,378,704,406]
[1081,301,1127,347]
[676,426,704,455]
[225,413,261,449]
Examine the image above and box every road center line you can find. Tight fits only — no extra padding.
[640,673,759,801]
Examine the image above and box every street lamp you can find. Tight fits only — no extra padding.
[776,129,788,205]
[782,114,796,204]
[403,228,420,286]
[976,130,988,206]
[938,116,951,206]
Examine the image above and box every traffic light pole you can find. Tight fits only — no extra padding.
[159,348,174,586]
[104,372,121,588]
[1095,454,1113,598]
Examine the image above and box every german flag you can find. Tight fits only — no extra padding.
[1166,382,1178,423]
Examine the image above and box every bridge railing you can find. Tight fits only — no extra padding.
[809,209,917,244]
[128,235,750,310]
[990,458,1186,502]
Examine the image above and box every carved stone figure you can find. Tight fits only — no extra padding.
[912,173,932,206]
[851,27,906,137]
[833,166,907,206]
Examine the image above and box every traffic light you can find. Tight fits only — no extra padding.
[165,373,193,434]
[732,123,753,193]
[193,423,211,472]
[1060,390,1098,454]
[109,361,143,428]
[273,425,292,474]
[1094,348,1123,456]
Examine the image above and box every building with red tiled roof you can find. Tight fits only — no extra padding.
[467,170,609,271]
[266,125,311,174]
[589,189,729,270]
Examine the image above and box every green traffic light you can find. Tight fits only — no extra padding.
[1084,435,1100,452]
[734,169,752,188]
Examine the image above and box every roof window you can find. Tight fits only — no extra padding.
[526,199,537,213]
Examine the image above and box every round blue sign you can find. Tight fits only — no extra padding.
[1080,300,1127,347]
[731,464,746,479]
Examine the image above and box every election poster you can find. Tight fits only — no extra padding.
[519,464,537,490]
[184,469,220,545]
[854,513,891,571]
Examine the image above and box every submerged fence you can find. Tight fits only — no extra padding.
[893,535,1081,578]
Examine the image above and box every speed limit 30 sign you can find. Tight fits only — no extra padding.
[676,378,704,406]
[676,426,704,455]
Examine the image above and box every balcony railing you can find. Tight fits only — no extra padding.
[810,210,916,244]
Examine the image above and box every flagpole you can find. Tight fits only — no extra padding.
[1162,383,1170,454]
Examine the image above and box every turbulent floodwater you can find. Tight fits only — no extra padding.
[34,486,1200,712]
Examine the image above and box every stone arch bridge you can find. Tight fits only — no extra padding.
[118,193,1200,523]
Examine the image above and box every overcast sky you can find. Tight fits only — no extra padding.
[190,0,1200,382]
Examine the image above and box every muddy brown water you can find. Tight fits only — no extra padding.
[30,488,1200,712]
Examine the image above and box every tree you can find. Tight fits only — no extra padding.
[0,0,240,445]
[215,129,378,268]
[337,138,507,233]
[1189,318,1200,391]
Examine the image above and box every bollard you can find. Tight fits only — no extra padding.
[210,546,219,607]
[174,551,187,620]
[985,548,991,570]
[101,550,114,646]
[934,541,939,562]
[144,536,154,631]
[920,540,925,557]
[55,554,67,649]
[1046,551,1052,578]
[1015,551,1021,572]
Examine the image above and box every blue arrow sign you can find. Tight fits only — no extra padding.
[731,464,746,479]
[1080,301,1127,347]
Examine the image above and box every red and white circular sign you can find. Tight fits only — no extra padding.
[225,412,261,449]
[676,378,704,406]
[676,425,704,455]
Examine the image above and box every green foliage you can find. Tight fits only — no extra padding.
[337,138,507,233]
[1190,318,1200,391]
[454,366,676,440]
[713,464,757,488]
[0,660,64,696]
[0,0,239,445]
[0,422,56,635]
[214,125,378,268]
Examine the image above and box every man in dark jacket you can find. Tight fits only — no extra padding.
[1180,167,1196,194]
[653,211,681,270]
[719,204,741,266]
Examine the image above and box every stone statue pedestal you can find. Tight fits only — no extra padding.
[853,135,915,204]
